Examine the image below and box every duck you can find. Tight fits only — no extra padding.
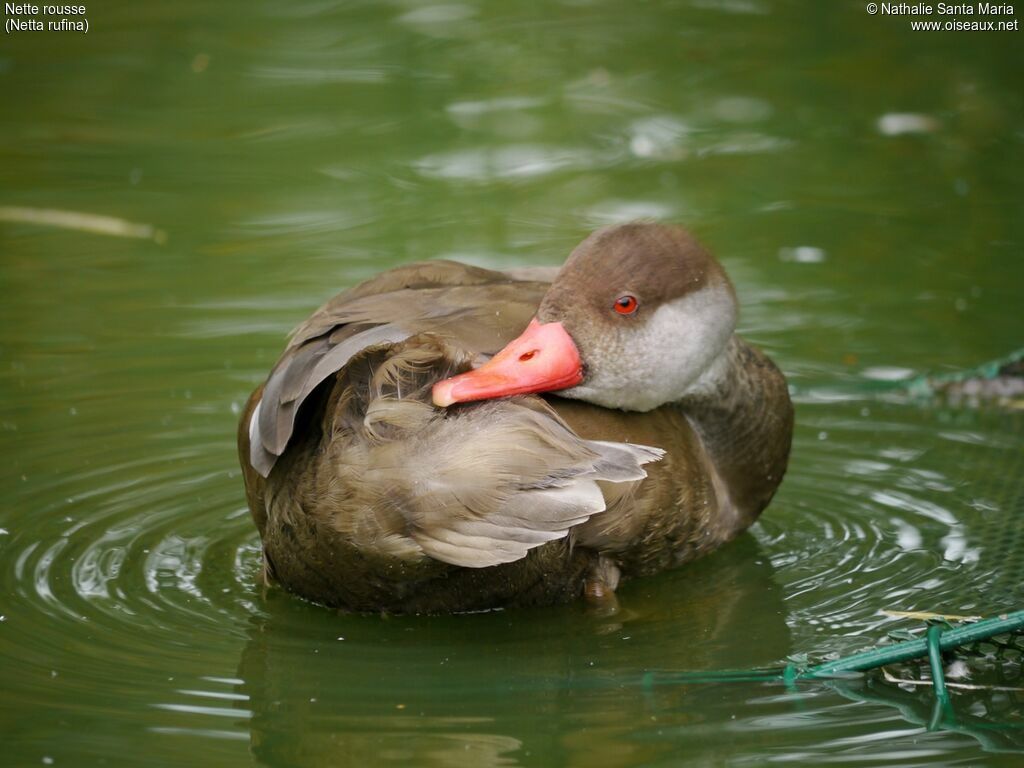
[237,222,794,614]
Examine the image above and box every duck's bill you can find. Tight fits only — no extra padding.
[432,318,583,407]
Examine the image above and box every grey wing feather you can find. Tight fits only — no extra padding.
[251,323,411,476]
[248,400,278,478]
[585,440,666,482]
[364,399,663,568]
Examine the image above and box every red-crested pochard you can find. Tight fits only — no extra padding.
[238,222,793,613]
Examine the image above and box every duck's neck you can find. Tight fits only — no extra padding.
[678,336,793,529]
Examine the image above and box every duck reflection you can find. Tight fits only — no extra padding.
[234,535,790,767]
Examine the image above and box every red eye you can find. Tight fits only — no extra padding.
[613,295,638,315]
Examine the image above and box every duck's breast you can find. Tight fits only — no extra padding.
[551,399,730,575]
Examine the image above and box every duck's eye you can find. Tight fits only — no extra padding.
[613,295,639,315]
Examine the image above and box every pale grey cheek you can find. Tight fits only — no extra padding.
[567,328,661,406]
[558,350,625,404]
[581,335,635,387]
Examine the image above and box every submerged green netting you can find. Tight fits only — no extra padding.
[907,346,1024,395]
[642,610,1024,686]
[645,352,1024,749]
[641,611,1024,751]
[905,346,1024,408]
[907,348,1024,614]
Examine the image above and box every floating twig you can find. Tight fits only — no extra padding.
[0,206,167,243]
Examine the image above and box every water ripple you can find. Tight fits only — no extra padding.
[1,303,1021,766]
[414,144,599,182]
[756,400,1023,655]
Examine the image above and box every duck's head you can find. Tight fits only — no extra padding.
[432,222,738,412]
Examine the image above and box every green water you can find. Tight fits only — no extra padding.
[2,1,1022,765]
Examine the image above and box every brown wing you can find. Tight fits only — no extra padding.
[245,260,548,477]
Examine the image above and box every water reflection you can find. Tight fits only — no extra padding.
[235,537,790,767]
[832,677,1024,755]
